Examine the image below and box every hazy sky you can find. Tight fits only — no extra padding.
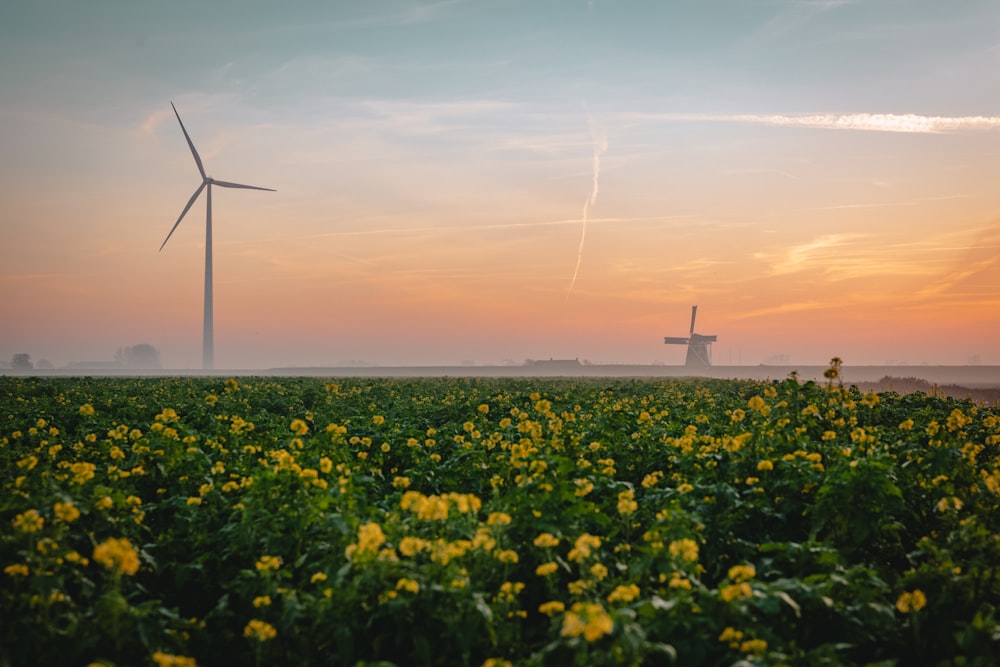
[2,0,999,368]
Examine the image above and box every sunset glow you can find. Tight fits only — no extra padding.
[2,1,999,368]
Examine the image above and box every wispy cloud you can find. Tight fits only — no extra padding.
[760,233,863,275]
[631,112,1000,134]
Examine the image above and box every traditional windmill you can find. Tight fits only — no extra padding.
[664,305,717,367]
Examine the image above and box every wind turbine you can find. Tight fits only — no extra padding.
[160,102,274,370]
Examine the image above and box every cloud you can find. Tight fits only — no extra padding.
[635,113,1000,134]
[761,233,863,275]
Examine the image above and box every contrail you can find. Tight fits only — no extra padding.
[567,114,608,297]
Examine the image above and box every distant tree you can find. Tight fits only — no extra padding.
[12,353,33,370]
[115,344,161,370]
[35,358,54,369]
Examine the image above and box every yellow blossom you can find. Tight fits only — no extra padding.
[52,501,80,523]
[79,403,96,416]
[255,555,282,571]
[668,538,699,562]
[396,577,420,594]
[93,537,140,576]
[728,564,756,583]
[13,509,44,533]
[243,619,277,641]
[4,564,29,577]
[896,589,927,613]
[607,584,640,603]
[720,582,752,602]
[152,652,198,667]
[617,489,638,515]
[539,600,565,616]
[561,602,613,642]
[290,419,308,436]
[533,532,560,548]
[535,562,559,577]
[568,534,602,562]
[252,595,271,608]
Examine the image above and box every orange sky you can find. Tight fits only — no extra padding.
[2,2,999,368]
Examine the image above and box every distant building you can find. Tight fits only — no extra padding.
[527,358,582,369]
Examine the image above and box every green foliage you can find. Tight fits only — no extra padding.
[1,374,999,666]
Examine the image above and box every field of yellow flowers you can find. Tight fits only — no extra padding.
[2,367,999,666]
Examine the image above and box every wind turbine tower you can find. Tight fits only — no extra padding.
[160,102,274,370]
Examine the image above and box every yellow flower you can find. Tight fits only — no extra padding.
[243,619,277,641]
[607,584,641,603]
[641,471,663,488]
[539,600,565,616]
[4,563,29,577]
[561,602,613,642]
[756,460,774,472]
[720,582,752,602]
[589,563,608,580]
[311,572,328,584]
[719,626,744,646]
[70,461,97,484]
[372,415,385,425]
[392,475,410,489]
[494,549,519,564]
[533,532,560,548]
[896,589,927,613]
[398,536,431,557]
[152,652,198,667]
[487,512,512,525]
[567,534,601,562]
[667,538,699,562]
[252,596,271,608]
[535,562,559,577]
[345,522,387,560]
[290,419,308,436]
[255,555,282,571]
[747,396,766,411]
[936,496,963,512]
[740,638,768,655]
[477,403,490,414]
[617,489,638,515]
[728,564,756,583]
[93,537,140,576]
[480,659,510,667]
[396,577,420,594]
[79,403,96,416]
[13,509,44,533]
[205,394,219,406]
[95,496,114,510]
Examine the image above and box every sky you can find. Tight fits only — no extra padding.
[2,0,1000,369]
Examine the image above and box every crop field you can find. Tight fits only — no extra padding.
[2,366,999,666]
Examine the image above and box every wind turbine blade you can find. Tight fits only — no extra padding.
[171,102,207,180]
[160,182,206,251]
[211,179,276,192]
[689,305,698,335]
